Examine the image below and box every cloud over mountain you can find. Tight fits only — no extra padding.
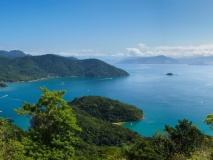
[21,43,213,59]
[126,43,213,57]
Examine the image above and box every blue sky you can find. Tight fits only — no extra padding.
[1,0,213,57]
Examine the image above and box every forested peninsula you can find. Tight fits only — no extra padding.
[0,50,129,82]
[70,96,143,123]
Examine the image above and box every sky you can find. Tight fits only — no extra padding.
[1,0,213,58]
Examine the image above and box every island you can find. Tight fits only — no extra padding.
[166,73,174,76]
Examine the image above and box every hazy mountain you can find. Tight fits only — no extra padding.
[0,54,129,82]
[0,50,30,58]
[119,55,213,65]
[119,55,180,64]
[178,56,213,65]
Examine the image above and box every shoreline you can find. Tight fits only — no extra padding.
[2,75,123,84]
[2,76,78,84]
[112,115,145,126]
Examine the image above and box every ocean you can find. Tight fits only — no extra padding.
[0,64,213,136]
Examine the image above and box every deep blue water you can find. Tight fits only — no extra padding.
[0,64,213,136]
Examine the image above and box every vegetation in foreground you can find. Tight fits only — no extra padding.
[1,88,213,159]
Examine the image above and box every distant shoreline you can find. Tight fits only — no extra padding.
[2,75,121,84]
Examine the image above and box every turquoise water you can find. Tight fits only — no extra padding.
[0,64,213,136]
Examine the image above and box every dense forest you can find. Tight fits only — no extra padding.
[0,51,129,82]
[70,96,143,123]
[0,88,213,159]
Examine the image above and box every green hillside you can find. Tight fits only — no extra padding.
[70,96,143,123]
[0,54,129,82]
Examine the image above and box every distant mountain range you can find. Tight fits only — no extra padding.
[0,50,128,82]
[119,55,179,64]
[119,55,213,65]
[178,56,213,65]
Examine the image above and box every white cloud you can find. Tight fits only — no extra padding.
[27,49,127,58]
[126,48,141,56]
[26,43,213,58]
[125,44,213,57]
[27,49,102,57]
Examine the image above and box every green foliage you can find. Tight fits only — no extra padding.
[151,119,205,159]
[0,54,129,82]
[164,119,204,156]
[79,59,129,77]
[0,140,32,160]
[15,88,81,159]
[188,137,213,160]
[127,119,206,160]
[204,113,213,130]
[0,117,31,160]
[74,140,126,160]
[0,118,24,141]
[72,106,142,147]
[70,96,143,123]
[152,130,174,159]
[69,96,143,159]
[127,139,163,160]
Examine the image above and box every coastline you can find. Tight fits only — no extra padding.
[112,122,126,126]
[1,75,124,84]
[112,115,145,126]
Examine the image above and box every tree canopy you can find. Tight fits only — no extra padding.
[204,113,213,130]
[70,96,143,123]
[15,88,81,159]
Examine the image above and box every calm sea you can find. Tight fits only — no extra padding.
[0,64,213,136]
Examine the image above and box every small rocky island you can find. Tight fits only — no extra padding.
[166,73,174,76]
[0,82,7,87]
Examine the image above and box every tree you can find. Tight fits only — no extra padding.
[15,88,81,159]
[204,113,213,130]
[0,117,31,160]
[127,139,163,160]
[164,119,204,157]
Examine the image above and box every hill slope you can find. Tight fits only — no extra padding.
[70,96,143,123]
[69,96,143,158]
[0,54,129,82]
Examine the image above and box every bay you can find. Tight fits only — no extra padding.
[0,64,213,136]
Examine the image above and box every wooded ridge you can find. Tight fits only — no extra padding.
[0,52,129,82]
